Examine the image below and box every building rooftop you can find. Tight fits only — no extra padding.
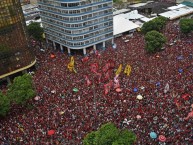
[135,2,175,14]
[113,15,139,36]
[168,4,185,10]
[119,10,144,20]
[128,1,154,8]
[113,9,131,16]
[159,5,193,20]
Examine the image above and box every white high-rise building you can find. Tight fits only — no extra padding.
[38,0,114,55]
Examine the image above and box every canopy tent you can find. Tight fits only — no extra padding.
[113,15,139,36]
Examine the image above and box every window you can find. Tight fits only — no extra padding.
[61,3,67,7]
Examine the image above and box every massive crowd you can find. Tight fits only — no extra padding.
[0,21,193,145]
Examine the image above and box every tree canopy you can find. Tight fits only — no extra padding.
[7,74,36,105]
[179,18,193,34]
[145,30,166,53]
[83,122,136,145]
[27,22,44,41]
[141,16,167,34]
[0,91,10,117]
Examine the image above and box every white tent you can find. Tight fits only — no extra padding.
[113,15,139,36]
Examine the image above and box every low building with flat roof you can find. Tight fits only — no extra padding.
[159,4,193,20]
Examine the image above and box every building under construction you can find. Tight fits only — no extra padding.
[0,0,36,81]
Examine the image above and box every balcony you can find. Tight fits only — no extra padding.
[38,0,112,10]
[40,11,112,24]
[43,19,113,31]
[44,24,113,38]
[45,29,113,43]
[38,5,112,17]
[47,34,113,49]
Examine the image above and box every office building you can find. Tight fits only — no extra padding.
[38,0,114,55]
[0,0,36,80]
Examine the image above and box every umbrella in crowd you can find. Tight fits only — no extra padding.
[159,135,166,142]
[150,132,157,139]
[34,96,40,101]
[136,115,141,119]
[178,68,183,73]
[133,88,138,92]
[48,130,55,136]
[73,88,79,92]
[116,88,122,92]
[137,95,143,100]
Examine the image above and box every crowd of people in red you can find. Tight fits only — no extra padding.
[0,21,193,144]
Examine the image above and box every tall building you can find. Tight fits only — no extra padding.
[0,0,36,80]
[38,0,114,55]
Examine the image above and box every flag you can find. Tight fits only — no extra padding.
[115,64,122,76]
[124,64,132,76]
[103,63,110,72]
[17,124,24,133]
[50,54,55,58]
[96,72,102,83]
[104,81,113,95]
[67,57,76,73]
[84,75,91,86]
[90,63,98,73]
[114,76,120,89]
[104,70,111,80]
[164,83,169,93]
[103,60,115,72]
[109,60,115,69]
[184,111,193,120]
[95,50,101,58]
[81,56,89,63]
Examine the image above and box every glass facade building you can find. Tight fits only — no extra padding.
[38,0,114,55]
[0,0,36,79]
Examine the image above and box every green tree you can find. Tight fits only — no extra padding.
[83,123,136,145]
[83,131,96,145]
[7,74,36,105]
[179,18,193,34]
[145,30,166,53]
[141,16,167,34]
[27,22,44,41]
[113,0,123,8]
[94,123,119,145]
[0,91,10,117]
[112,129,136,145]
